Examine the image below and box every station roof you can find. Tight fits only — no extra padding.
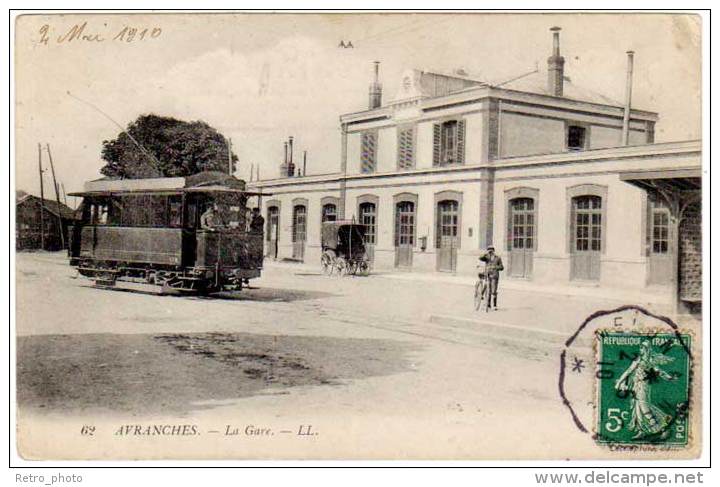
[619,168,702,192]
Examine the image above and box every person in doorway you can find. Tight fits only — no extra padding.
[478,246,504,310]
[200,204,220,230]
[249,207,265,234]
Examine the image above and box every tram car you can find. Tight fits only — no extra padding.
[68,171,267,294]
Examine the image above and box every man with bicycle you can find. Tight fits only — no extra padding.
[476,246,504,310]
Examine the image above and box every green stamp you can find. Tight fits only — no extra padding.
[596,331,691,446]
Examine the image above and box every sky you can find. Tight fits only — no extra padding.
[14,13,702,202]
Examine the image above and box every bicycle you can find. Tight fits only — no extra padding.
[474,272,490,312]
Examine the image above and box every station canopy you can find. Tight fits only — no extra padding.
[618,167,701,193]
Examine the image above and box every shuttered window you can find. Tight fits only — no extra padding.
[361,131,377,173]
[397,126,415,170]
[433,119,466,166]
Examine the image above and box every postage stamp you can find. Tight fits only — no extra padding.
[595,331,691,446]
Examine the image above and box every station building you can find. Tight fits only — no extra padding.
[249,28,702,314]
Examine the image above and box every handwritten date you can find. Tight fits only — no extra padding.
[39,22,162,45]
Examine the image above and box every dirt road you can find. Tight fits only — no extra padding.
[15,252,670,459]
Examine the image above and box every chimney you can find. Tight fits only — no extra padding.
[622,51,635,146]
[368,61,382,109]
[547,27,565,96]
[280,141,288,177]
[287,136,295,176]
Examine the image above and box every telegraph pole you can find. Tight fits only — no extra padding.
[45,143,65,248]
[226,137,233,175]
[37,143,45,250]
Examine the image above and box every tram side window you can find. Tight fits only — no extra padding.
[108,199,122,225]
[227,205,241,228]
[224,196,248,229]
[168,196,183,228]
[118,195,168,227]
[90,202,109,224]
[186,200,198,229]
[120,196,146,226]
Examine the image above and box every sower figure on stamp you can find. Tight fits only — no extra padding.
[615,340,677,440]
[477,246,504,310]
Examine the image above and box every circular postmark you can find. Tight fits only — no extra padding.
[558,305,693,449]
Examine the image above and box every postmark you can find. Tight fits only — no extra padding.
[558,305,695,450]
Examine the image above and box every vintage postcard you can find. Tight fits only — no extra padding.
[13,11,703,460]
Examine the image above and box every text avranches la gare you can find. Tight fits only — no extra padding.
[38,21,162,45]
[110,424,318,436]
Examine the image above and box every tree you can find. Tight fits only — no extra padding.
[100,114,238,178]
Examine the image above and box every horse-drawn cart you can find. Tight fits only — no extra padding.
[320,220,369,276]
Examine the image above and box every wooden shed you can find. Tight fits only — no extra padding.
[16,193,76,251]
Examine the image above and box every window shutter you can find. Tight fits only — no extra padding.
[397,127,414,170]
[433,123,441,166]
[361,131,376,173]
[456,119,466,164]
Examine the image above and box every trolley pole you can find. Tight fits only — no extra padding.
[37,143,45,250]
[46,143,66,249]
[61,182,68,206]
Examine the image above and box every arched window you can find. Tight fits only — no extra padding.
[572,195,602,252]
[322,203,337,223]
[266,206,279,241]
[292,205,307,243]
[436,200,459,248]
[509,198,535,250]
[651,205,670,254]
[567,184,606,282]
[395,201,415,246]
[359,202,377,245]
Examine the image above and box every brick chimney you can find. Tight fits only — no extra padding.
[279,141,288,177]
[287,136,295,176]
[368,61,382,109]
[547,27,565,96]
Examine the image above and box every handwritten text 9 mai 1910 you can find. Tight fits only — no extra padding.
[39,21,162,45]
